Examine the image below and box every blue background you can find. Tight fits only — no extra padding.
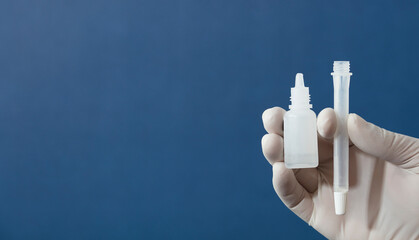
[0,0,418,239]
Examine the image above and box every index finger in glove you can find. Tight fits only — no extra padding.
[262,107,286,136]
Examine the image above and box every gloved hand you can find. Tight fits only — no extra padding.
[261,107,419,240]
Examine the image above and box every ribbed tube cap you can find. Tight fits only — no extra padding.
[333,61,350,73]
[334,192,347,215]
[331,61,352,76]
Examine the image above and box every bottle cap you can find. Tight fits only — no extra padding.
[290,73,312,109]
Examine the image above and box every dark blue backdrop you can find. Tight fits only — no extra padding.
[0,0,418,239]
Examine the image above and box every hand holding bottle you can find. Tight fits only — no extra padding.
[261,107,419,239]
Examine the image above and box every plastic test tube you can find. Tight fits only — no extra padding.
[332,61,352,215]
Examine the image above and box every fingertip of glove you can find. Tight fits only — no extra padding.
[317,108,336,139]
[348,113,367,129]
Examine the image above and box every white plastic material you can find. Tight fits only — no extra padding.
[334,191,347,215]
[332,61,352,215]
[289,73,312,109]
[284,73,319,169]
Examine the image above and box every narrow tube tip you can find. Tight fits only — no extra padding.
[334,191,347,215]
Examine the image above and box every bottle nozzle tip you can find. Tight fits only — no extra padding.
[295,73,304,87]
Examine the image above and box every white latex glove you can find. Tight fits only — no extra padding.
[261,107,419,240]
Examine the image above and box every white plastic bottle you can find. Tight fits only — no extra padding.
[284,73,319,169]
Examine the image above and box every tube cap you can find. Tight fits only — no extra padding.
[334,191,347,215]
[331,61,352,76]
